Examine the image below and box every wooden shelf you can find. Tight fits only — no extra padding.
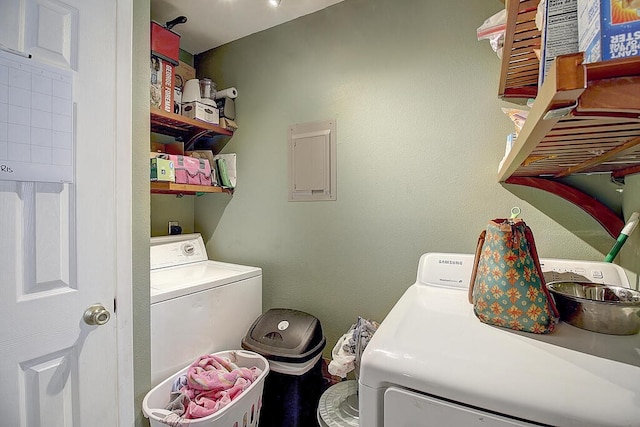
[150,109,235,196]
[150,182,232,195]
[498,53,640,182]
[497,52,640,237]
[499,0,542,99]
[150,108,233,152]
[496,1,640,237]
[151,108,232,138]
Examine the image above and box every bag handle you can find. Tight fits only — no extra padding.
[468,230,486,304]
[524,225,560,318]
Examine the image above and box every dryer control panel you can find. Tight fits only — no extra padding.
[417,253,630,289]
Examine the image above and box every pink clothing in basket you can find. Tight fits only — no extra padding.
[180,354,262,419]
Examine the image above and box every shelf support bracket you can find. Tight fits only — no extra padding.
[185,129,211,152]
[610,175,625,187]
[543,101,577,120]
[504,176,624,238]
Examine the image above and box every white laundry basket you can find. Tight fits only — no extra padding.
[143,350,269,427]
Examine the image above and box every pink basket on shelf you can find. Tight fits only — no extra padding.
[165,154,212,186]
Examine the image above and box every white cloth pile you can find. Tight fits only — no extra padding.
[328,317,379,378]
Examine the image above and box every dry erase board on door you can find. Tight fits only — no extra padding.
[0,49,74,183]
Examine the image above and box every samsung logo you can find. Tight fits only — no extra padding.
[438,259,463,266]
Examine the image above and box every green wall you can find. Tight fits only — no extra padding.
[185,0,640,355]
[151,195,195,236]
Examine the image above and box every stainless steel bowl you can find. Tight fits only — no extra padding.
[547,281,640,335]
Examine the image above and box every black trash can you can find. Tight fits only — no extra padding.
[242,308,327,427]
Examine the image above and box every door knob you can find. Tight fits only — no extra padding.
[83,304,111,326]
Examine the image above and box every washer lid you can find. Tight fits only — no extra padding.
[360,253,640,427]
[150,260,261,304]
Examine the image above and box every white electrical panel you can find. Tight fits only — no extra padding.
[288,119,336,201]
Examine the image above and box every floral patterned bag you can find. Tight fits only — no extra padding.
[468,218,559,334]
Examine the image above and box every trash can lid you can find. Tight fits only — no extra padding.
[242,308,326,363]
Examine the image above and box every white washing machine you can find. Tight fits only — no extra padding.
[150,233,262,386]
[359,252,640,427]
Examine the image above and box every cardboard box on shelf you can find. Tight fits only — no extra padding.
[539,0,579,86]
[150,55,175,113]
[578,0,640,63]
[219,117,238,131]
[182,101,219,124]
[151,141,184,155]
[150,158,176,182]
[174,61,196,88]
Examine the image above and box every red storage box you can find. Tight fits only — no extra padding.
[151,22,180,65]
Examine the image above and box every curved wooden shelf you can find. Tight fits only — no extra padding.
[497,3,640,237]
[150,182,232,196]
[498,54,640,182]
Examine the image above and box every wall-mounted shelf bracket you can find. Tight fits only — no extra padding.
[542,101,577,120]
[505,176,624,238]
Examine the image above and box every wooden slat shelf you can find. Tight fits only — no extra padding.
[496,0,640,237]
[497,52,640,237]
[498,53,640,182]
[498,0,542,98]
[151,109,233,139]
[150,182,232,195]
[151,108,234,154]
[150,109,235,197]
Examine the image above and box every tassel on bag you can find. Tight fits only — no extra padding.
[468,218,559,334]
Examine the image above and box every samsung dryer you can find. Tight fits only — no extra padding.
[359,252,640,427]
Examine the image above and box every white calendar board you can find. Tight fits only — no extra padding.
[0,49,74,183]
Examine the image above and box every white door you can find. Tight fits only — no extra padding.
[0,0,131,426]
